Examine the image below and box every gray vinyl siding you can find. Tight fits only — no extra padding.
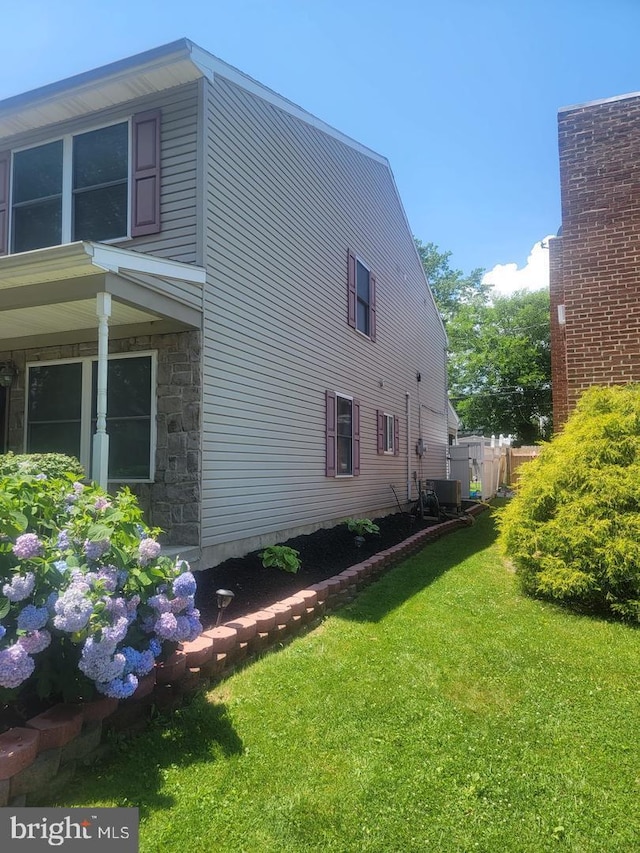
[0,82,199,265]
[200,76,447,559]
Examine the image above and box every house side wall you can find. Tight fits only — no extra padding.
[558,97,640,416]
[0,84,203,548]
[0,82,200,265]
[201,75,448,565]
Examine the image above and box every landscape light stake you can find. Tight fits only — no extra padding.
[215,588,235,626]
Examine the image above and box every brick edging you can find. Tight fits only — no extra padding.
[0,505,487,805]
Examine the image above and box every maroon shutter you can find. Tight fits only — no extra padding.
[131,110,161,236]
[394,415,400,456]
[353,398,361,476]
[0,151,10,256]
[376,409,384,454]
[347,249,357,328]
[325,390,337,477]
[369,271,377,341]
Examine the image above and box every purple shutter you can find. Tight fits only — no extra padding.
[394,415,400,456]
[347,249,357,328]
[376,409,384,454]
[353,398,361,476]
[325,390,337,477]
[369,272,377,341]
[131,110,161,236]
[0,151,10,256]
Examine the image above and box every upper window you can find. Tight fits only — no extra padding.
[0,110,161,256]
[347,249,377,340]
[26,353,155,481]
[325,390,360,477]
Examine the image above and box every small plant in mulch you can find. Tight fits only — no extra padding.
[347,518,381,549]
[260,545,301,574]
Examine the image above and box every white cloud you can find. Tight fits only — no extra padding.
[482,236,555,297]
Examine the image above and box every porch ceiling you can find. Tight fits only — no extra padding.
[0,242,205,348]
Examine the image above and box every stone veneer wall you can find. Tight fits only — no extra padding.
[0,329,201,546]
[0,505,486,806]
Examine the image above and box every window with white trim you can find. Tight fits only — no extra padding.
[1,110,160,256]
[26,353,156,481]
[377,409,399,456]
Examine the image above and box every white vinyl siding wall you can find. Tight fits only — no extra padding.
[200,76,447,562]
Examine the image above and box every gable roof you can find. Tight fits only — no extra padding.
[0,38,386,165]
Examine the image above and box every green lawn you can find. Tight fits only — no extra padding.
[55,506,640,852]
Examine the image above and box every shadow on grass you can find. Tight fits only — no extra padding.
[337,507,500,623]
[56,692,243,814]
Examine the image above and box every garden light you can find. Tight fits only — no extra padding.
[215,588,235,626]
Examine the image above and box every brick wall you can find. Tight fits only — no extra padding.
[554,94,640,426]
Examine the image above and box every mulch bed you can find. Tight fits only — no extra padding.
[195,511,436,628]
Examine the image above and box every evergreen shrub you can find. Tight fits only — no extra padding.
[498,385,640,621]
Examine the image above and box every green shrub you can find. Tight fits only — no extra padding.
[260,545,301,573]
[0,456,201,704]
[498,385,640,621]
[0,452,85,480]
[346,518,380,537]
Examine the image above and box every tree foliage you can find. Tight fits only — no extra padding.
[414,239,489,322]
[416,239,552,443]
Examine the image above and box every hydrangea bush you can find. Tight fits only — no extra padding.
[0,454,202,704]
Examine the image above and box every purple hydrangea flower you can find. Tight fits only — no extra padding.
[148,593,171,613]
[154,612,179,641]
[121,646,155,677]
[169,595,193,614]
[17,604,49,632]
[0,645,35,689]
[56,530,71,550]
[79,639,125,682]
[3,572,36,603]
[53,584,94,632]
[97,673,138,700]
[172,571,197,598]
[149,638,162,658]
[84,539,110,561]
[13,534,44,560]
[35,473,47,481]
[100,616,129,646]
[17,630,51,655]
[138,538,161,566]
[0,625,6,641]
[94,496,111,511]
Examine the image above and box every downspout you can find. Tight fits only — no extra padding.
[92,292,111,490]
[406,391,411,502]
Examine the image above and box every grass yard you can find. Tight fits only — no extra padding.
[55,505,640,852]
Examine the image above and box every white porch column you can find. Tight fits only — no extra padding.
[92,292,112,489]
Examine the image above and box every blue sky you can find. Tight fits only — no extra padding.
[3,0,640,291]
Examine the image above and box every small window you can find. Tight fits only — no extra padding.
[347,250,377,340]
[325,390,360,477]
[73,123,128,242]
[383,414,394,453]
[377,410,399,456]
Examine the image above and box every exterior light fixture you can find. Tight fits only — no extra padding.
[0,362,17,389]
[215,588,235,626]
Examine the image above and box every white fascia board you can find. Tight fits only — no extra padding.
[85,243,206,284]
[188,42,388,166]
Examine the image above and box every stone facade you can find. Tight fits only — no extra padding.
[551,93,640,429]
[0,330,201,546]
